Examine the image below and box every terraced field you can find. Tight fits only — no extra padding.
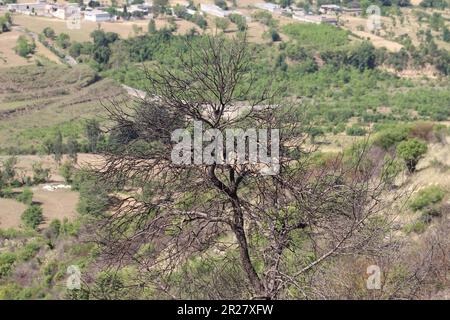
[0,64,126,152]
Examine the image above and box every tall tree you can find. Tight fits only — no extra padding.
[96,35,402,299]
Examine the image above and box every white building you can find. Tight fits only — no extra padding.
[200,4,229,18]
[7,0,48,14]
[254,3,281,13]
[49,4,80,20]
[293,13,337,25]
[84,10,111,22]
[319,4,341,14]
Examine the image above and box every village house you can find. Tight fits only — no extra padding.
[84,9,112,22]
[49,4,80,20]
[7,0,48,15]
[319,4,342,15]
[293,12,337,25]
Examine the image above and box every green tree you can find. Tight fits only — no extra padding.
[396,138,428,173]
[77,176,110,216]
[15,35,35,58]
[2,156,17,185]
[42,27,56,39]
[53,130,63,164]
[59,161,74,184]
[21,205,43,230]
[443,27,450,43]
[56,33,71,49]
[32,162,50,184]
[66,137,79,163]
[0,13,13,33]
[214,17,230,32]
[148,19,157,34]
[85,119,102,153]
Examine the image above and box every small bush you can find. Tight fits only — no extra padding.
[346,124,366,136]
[16,187,33,205]
[403,220,427,234]
[0,252,16,278]
[409,185,446,211]
[21,205,44,230]
[18,241,41,262]
[396,138,428,173]
[32,162,50,184]
[373,126,410,150]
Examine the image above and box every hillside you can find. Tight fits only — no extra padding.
[0,64,125,153]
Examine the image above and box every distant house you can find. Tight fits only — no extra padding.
[84,10,111,22]
[293,13,337,25]
[255,2,281,13]
[342,1,362,16]
[7,0,48,14]
[200,4,229,18]
[49,4,80,20]
[319,4,341,14]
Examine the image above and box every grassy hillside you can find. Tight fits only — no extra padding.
[0,64,125,154]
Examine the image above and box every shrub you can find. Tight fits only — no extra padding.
[346,124,366,136]
[32,162,50,184]
[403,220,427,234]
[59,161,74,184]
[15,35,35,58]
[16,187,33,205]
[373,126,409,150]
[0,186,14,198]
[0,253,16,278]
[76,174,110,216]
[18,241,41,262]
[21,205,44,230]
[409,185,446,211]
[396,138,428,173]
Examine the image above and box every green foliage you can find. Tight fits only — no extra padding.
[17,187,33,205]
[409,185,445,211]
[420,0,448,9]
[15,35,36,58]
[228,13,247,31]
[17,241,41,262]
[403,219,427,234]
[76,172,110,216]
[21,205,44,230]
[42,27,55,39]
[59,161,74,184]
[373,125,410,150]
[346,124,367,136]
[0,253,16,278]
[282,23,349,51]
[32,162,50,184]
[214,17,230,32]
[148,18,157,34]
[396,138,428,173]
[0,13,13,33]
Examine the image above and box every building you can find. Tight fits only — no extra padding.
[254,3,281,13]
[293,13,337,25]
[200,4,229,18]
[49,4,80,20]
[319,4,341,14]
[84,9,111,22]
[7,0,48,14]
[342,1,362,16]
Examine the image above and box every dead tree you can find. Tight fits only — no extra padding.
[94,34,403,299]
